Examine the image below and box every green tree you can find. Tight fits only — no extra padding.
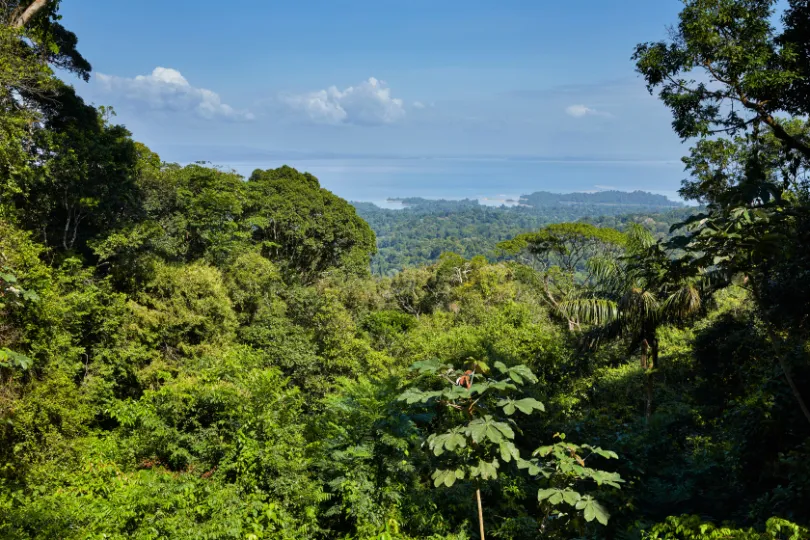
[399,359,621,538]
[1,0,90,82]
[635,0,810,426]
[498,223,626,275]
[498,223,627,328]
[561,226,708,420]
[642,515,808,539]
[247,166,376,281]
[11,90,139,254]
[633,0,810,158]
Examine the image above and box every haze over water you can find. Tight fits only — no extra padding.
[218,156,687,207]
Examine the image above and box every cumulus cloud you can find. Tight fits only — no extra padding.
[565,104,610,118]
[282,77,406,125]
[95,67,254,121]
[412,101,426,109]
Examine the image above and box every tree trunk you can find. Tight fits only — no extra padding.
[12,0,51,28]
[778,353,810,427]
[770,332,810,427]
[641,336,656,423]
[644,374,653,423]
[476,488,485,540]
[648,336,659,422]
[640,339,648,370]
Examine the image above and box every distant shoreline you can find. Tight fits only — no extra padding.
[380,189,684,210]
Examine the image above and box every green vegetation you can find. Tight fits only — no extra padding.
[355,199,699,275]
[1,1,809,539]
[520,190,682,208]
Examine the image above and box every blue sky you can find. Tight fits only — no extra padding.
[58,0,695,199]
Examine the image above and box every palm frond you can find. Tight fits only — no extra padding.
[626,224,656,252]
[663,283,703,322]
[582,317,626,350]
[639,289,662,320]
[560,297,619,326]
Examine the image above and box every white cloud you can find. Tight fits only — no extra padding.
[95,67,254,121]
[565,104,610,118]
[412,101,426,109]
[282,77,406,125]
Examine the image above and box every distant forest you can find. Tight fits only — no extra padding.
[354,192,696,275]
[521,190,683,207]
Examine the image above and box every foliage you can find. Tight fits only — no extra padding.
[399,359,622,537]
[249,166,377,280]
[0,1,809,539]
[497,222,627,274]
[355,198,697,276]
[641,515,809,540]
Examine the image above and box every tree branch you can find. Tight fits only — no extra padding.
[12,0,50,28]
[703,61,810,162]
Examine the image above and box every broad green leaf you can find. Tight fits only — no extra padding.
[469,381,490,395]
[443,385,472,400]
[471,360,490,373]
[431,469,464,488]
[429,430,468,455]
[470,459,499,480]
[508,365,538,385]
[465,416,510,444]
[513,398,545,414]
[428,433,448,456]
[0,348,32,370]
[582,445,619,459]
[500,400,516,415]
[562,489,581,506]
[534,445,554,457]
[538,488,564,505]
[445,432,467,452]
[496,396,543,416]
[488,380,518,392]
[516,458,542,476]
[493,421,514,439]
[575,496,610,525]
[588,469,624,488]
[537,488,558,502]
[498,441,520,463]
[410,359,444,373]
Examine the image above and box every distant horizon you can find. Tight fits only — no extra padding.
[190,154,690,207]
[58,0,695,211]
[351,187,689,210]
[164,145,685,165]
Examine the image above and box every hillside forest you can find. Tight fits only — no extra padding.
[1,1,810,539]
[354,196,698,275]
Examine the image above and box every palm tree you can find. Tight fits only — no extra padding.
[560,226,708,421]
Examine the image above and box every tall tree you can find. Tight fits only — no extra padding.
[635,0,810,425]
[247,166,376,281]
[633,0,810,158]
[561,226,708,420]
[8,88,140,255]
[498,223,627,328]
[1,1,90,80]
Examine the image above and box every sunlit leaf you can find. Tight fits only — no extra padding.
[576,496,610,525]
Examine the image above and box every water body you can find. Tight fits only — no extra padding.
[215,157,688,207]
